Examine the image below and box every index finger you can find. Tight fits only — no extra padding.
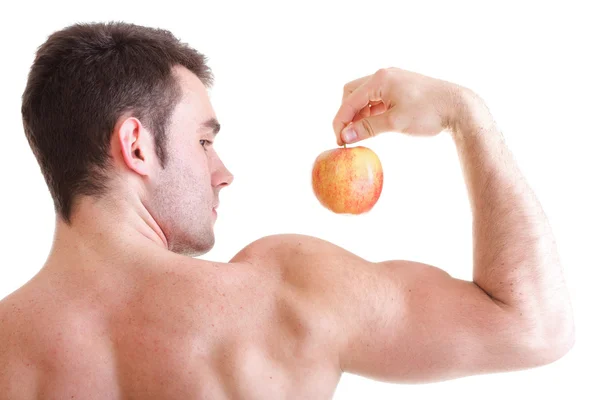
[342,75,370,100]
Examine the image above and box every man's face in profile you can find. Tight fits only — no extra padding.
[146,66,233,257]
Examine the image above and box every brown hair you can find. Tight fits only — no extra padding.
[21,21,213,224]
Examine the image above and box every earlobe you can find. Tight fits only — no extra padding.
[117,117,151,176]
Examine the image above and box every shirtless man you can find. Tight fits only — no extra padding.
[0,21,574,399]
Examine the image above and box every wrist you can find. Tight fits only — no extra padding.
[448,86,496,142]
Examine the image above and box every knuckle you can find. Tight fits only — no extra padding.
[342,83,355,99]
[374,68,389,81]
[372,68,395,100]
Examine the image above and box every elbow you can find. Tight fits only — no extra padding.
[518,315,576,367]
[555,331,576,360]
[505,289,576,368]
[551,318,576,361]
[540,329,575,364]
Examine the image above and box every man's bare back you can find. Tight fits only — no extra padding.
[0,235,346,399]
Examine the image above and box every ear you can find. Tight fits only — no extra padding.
[116,117,153,176]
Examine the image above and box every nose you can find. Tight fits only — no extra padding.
[212,157,234,189]
[219,166,234,188]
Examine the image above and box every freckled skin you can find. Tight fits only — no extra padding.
[312,146,383,214]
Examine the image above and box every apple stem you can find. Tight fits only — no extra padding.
[343,144,346,149]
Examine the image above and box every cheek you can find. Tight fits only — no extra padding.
[185,158,214,195]
[194,157,213,183]
[180,149,208,178]
[172,148,212,188]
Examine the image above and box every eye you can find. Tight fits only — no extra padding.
[199,139,212,150]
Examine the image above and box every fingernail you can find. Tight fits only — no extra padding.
[342,128,357,143]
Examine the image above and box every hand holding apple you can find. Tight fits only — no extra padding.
[315,66,460,214]
[332,67,457,146]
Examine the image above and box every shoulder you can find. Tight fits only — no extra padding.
[230,233,361,265]
[229,233,373,318]
[230,234,371,297]
[0,292,38,398]
[0,289,30,348]
[230,234,351,366]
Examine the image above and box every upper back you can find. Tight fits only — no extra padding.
[0,242,342,400]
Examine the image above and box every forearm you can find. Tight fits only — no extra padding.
[450,89,574,345]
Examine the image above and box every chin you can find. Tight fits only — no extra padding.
[171,233,215,257]
[185,249,211,258]
[173,245,213,258]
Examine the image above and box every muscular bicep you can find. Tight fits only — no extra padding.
[250,234,530,384]
[328,259,529,383]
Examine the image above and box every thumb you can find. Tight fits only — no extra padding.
[341,112,394,144]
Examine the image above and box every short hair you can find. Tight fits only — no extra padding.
[21,21,213,224]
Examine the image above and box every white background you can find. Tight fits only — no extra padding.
[1,1,598,398]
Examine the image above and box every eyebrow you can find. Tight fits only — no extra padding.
[200,117,221,136]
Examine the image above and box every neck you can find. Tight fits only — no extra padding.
[44,194,170,271]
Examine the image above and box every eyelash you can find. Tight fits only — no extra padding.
[199,139,212,150]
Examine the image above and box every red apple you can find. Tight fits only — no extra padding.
[312,146,383,214]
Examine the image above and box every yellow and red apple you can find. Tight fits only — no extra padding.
[312,146,383,214]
